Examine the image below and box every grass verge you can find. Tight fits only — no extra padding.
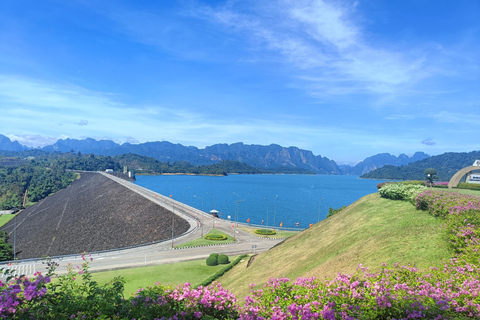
[174,228,236,248]
[444,188,480,196]
[87,256,241,297]
[0,214,15,228]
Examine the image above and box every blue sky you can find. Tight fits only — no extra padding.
[0,0,479,164]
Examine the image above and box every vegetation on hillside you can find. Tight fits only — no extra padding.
[0,151,277,210]
[0,159,76,210]
[2,183,480,318]
[361,150,480,181]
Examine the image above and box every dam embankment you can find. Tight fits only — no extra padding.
[1,172,190,259]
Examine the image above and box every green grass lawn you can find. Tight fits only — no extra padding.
[218,193,451,298]
[0,214,15,227]
[446,188,480,196]
[175,228,236,248]
[86,256,240,297]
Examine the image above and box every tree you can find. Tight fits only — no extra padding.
[425,168,438,186]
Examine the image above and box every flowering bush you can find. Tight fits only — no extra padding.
[415,190,480,218]
[4,258,480,319]
[0,271,50,318]
[379,183,427,203]
[0,254,240,319]
[414,190,480,263]
[128,282,239,319]
[240,261,480,319]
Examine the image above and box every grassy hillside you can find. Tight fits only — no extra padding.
[219,193,451,298]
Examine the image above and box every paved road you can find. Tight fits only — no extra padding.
[1,172,284,277]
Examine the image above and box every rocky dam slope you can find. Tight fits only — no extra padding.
[1,172,189,259]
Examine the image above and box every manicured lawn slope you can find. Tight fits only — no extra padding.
[88,257,242,296]
[219,193,450,298]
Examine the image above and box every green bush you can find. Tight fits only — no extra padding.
[402,180,426,186]
[206,255,218,266]
[197,254,248,288]
[218,254,229,264]
[378,183,427,203]
[204,234,228,241]
[458,182,480,190]
[254,229,276,235]
[326,205,346,218]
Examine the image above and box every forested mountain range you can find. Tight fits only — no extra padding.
[345,152,430,175]
[42,138,340,174]
[1,134,433,175]
[361,151,480,181]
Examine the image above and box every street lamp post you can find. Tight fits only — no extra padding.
[234,199,245,241]
[208,192,216,210]
[264,198,269,235]
[183,187,190,203]
[194,195,204,237]
[318,198,324,223]
[13,207,17,261]
[171,203,175,248]
[273,195,278,231]
[233,192,239,227]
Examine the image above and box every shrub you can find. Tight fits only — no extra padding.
[204,234,228,240]
[414,190,480,262]
[240,261,480,319]
[402,180,426,186]
[379,183,427,203]
[209,253,219,258]
[415,189,480,218]
[458,182,480,190]
[197,254,248,288]
[206,255,218,266]
[376,182,390,189]
[218,254,230,264]
[254,229,276,235]
[326,205,346,218]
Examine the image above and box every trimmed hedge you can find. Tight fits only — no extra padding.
[206,256,218,266]
[458,182,480,190]
[197,254,249,288]
[204,234,228,241]
[218,254,229,264]
[254,229,276,236]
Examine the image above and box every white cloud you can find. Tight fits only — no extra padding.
[199,0,428,95]
[6,134,69,148]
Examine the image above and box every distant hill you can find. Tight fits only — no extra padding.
[0,134,442,176]
[0,134,27,152]
[343,152,430,175]
[42,138,340,174]
[361,150,480,181]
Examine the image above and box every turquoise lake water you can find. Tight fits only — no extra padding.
[134,174,385,229]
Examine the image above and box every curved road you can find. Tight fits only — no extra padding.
[1,172,284,277]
